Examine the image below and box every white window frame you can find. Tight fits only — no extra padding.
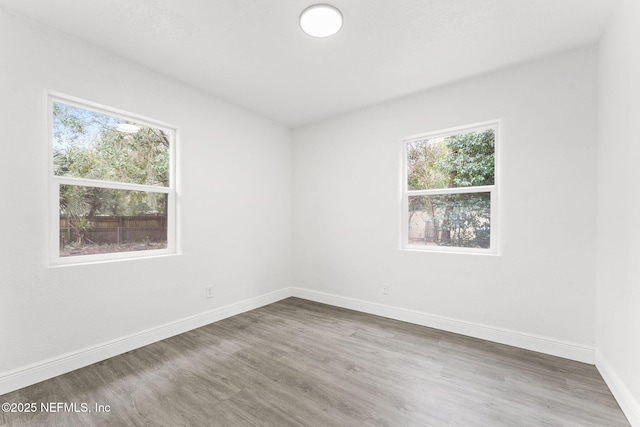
[48,93,178,266]
[401,120,500,255]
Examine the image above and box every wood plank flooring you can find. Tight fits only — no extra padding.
[0,298,630,426]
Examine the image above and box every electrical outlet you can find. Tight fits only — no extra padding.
[382,286,389,295]
[205,286,214,299]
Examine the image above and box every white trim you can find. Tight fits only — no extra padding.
[48,92,176,133]
[404,120,499,142]
[4,286,632,426]
[407,185,495,197]
[596,350,640,426]
[401,120,500,255]
[403,242,494,255]
[55,177,171,193]
[291,287,595,364]
[399,247,500,256]
[2,286,620,416]
[48,93,178,266]
[48,99,58,266]
[50,248,179,267]
[492,120,501,254]
[0,288,293,396]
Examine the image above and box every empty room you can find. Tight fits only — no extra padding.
[1,0,638,425]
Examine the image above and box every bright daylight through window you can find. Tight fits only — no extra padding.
[402,122,498,253]
[49,96,176,264]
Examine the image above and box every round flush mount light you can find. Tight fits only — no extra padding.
[300,4,343,38]
[116,123,140,133]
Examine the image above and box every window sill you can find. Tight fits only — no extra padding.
[48,251,181,268]
[399,246,500,256]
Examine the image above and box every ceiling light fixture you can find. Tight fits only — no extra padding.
[300,4,343,38]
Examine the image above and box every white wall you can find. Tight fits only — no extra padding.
[0,10,292,380]
[293,47,599,354]
[596,0,640,423]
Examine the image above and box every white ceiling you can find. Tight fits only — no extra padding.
[2,0,620,127]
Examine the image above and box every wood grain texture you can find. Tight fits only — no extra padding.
[0,298,629,426]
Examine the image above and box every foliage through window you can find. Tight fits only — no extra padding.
[50,96,176,263]
[402,122,497,252]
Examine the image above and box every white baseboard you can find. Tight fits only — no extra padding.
[0,287,293,396]
[596,351,640,426]
[291,287,595,364]
[0,286,601,398]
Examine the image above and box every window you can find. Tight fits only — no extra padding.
[402,121,498,253]
[49,94,177,264]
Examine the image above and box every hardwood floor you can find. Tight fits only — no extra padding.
[0,298,629,426]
